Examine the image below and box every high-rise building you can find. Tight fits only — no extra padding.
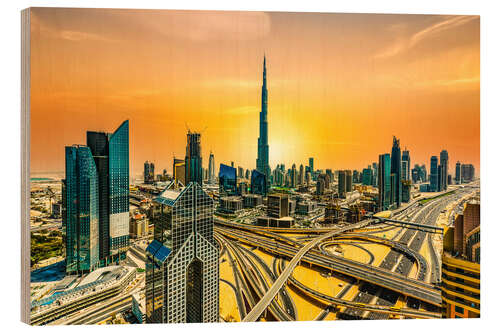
[401,160,408,181]
[185,131,203,185]
[402,148,410,181]
[362,167,373,186]
[173,158,186,186]
[64,145,99,274]
[430,156,438,192]
[143,161,155,184]
[346,170,353,192]
[391,136,402,206]
[238,166,244,179]
[308,157,314,173]
[371,163,378,187]
[146,182,219,323]
[338,170,346,198]
[299,164,304,185]
[455,161,462,184]
[86,120,130,264]
[256,56,271,180]
[352,170,360,184]
[438,164,444,192]
[440,150,449,190]
[290,164,298,188]
[208,152,215,184]
[378,154,391,211]
[245,169,250,180]
[461,164,475,183]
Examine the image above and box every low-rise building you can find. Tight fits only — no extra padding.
[219,196,244,214]
[296,201,316,215]
[130,214,149,239]
[256,216,294,228]
[132,292,146,323]
[242,194,263,208]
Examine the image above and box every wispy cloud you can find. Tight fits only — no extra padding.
[375,15,479,59]
[416,76,480,89]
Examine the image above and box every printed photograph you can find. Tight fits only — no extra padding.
[27,8,480,324]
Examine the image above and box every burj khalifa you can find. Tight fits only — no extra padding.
[256,56,271,179]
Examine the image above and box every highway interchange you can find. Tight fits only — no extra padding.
[215,183,478,321]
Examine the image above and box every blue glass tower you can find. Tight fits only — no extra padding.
[430,156,438,192]
[256,56,270,180]
[64,146,99,274]
[251,169,267,196]
[108,120,130,254]
[378,153,392,211]
[218,163,237,196]
[86,120,129,265]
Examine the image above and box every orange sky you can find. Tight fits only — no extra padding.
[29,8,480,177]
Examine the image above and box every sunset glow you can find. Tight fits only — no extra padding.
[29,8,480,176]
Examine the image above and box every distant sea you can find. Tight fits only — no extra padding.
[30,177,54,182]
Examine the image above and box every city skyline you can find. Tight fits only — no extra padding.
[30,9,479,176]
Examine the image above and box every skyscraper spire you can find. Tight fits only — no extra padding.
[257,55,270,181]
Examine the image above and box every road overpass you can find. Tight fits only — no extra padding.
[373,217,444,233]
[241,219,375,322]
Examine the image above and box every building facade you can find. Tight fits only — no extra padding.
[442,253,480,318]
[440,150,449,190]
[185,131,203,185]
[256,56,271,180]
[378,153,391,211]
[430,156,438,192]
[64,145,99,274]
[146,182,219,323]
[208,152,215,184]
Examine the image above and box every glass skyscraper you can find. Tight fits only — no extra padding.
[64,145,99,274]
[251,169,267,196]
[390,136,402,207]
[208,151,215,184]
[108,120,130,254]
[219,163,237,196]
[440,149,449,190]
[402,149,411,181]
[83,120,130,265]
[430,156,439,192]
[378,153,391,211]
[146,181,219,323]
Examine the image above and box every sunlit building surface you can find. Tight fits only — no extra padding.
[146,182,219,323]
[442,253,480,318]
